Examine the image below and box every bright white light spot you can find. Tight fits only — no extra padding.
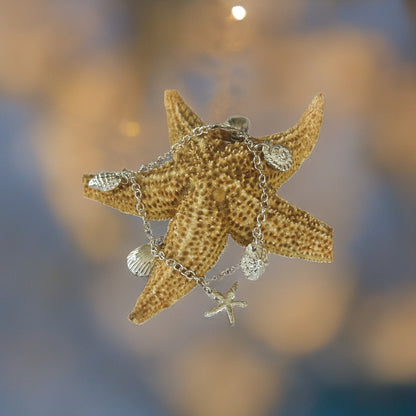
[231,5,247,21]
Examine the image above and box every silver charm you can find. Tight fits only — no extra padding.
[225,116,250,134]
[127,243,156,277]
[88,171,122,192]
[263,141,293,171]
[204,282,247,326]
[220,116,251,141]
[240,243,268,280]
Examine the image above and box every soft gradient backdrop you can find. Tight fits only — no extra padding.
[1,0,415,415]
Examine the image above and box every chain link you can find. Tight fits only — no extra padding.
[208,264,240,282]
[125,122,269,295]
[243,139,269,247]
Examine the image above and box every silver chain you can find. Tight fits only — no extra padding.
[243,138,269,247]
[124,123,269,297]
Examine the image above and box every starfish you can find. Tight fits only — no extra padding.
[204,282,247,326]
[83,90,333,325]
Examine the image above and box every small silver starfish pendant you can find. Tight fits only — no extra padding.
[204,282,248,326]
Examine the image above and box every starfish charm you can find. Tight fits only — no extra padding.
[83,90,333,325]
[204,282,247,326]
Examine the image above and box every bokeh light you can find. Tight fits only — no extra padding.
[119,120,141,138]
[353,288,416,382]
[231,5,247,21]
[244,267,353,355]
[164,335,282,416]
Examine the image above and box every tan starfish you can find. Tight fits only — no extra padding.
[83,90,333,325]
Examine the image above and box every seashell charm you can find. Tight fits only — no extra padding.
[263,141,293,172]
[88,171,122,192]
[226,116,250,133]
[240,243,269,281]
[127,243,156,277]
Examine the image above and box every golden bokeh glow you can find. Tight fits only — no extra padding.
[244,269,353,356]
[119,120,141,138]
[165,335,282,416]
[354,289,416,382]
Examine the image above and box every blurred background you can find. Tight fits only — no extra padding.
[1,0,415,415]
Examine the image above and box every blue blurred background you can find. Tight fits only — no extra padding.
[1,0,415,415]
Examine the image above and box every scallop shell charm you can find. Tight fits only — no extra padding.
[88,171,122,192]
[127,243,156,277]
[263,141,293,172]
[240,243,269,281]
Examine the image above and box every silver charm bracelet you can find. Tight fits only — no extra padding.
[88,118,293,324]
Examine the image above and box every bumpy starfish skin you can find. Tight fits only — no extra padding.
[83,165,186,220]
[83,90,333,324]
[164,89,205,146]
[129,183,229,323]
[228,189,333,262]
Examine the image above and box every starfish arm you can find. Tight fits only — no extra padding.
[233,301,248,309]
[82,163,188,220]
[254,94,325,187]
[226,306,236,326]
[164,90,205,146]
[228,189,333,263]
[204,304,226,318]
[128,184,229,324]
[264,194,333,262]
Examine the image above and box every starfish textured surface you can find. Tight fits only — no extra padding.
[83,90,333,324]
[204,283,248,326]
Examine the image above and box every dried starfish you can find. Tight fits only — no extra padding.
[83,90,333,325]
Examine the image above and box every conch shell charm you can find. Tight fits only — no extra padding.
[240,243,269,281]
[88,171,122,192]
[263,141,293,171]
